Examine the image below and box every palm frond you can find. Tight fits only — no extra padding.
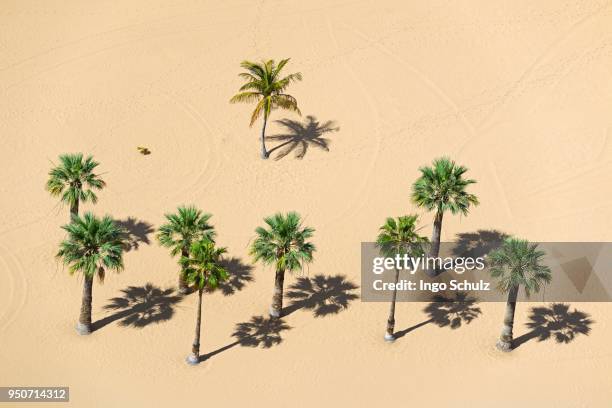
[231,58,302,128]
[57,212,125,279]
[250,98,267,127]
[230,91,262,104]
[156,205,216,260]
[376,215,428,258]
[271,94,301,115]
[46,153,105,209]
[489,238,552,296]
[250,212,315,273]
[411,157,478,215]
[182,239,229,290]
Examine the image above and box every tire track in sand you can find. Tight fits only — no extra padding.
[322,16,383,228]
[343,23,478,146]
[455,1,611,158]
[0,242,28,331]
[478,2,611,135]
[0,2,254,73]
[338,22,481,231]
[157,91,224,203]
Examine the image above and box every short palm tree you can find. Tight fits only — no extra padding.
[157,206,216,294]
[229,59,302,159]
[56,212,125,335]
[250,212,315,318]
[376,215,427,341]
[181,239,228,365]
[489,238,552,351]
[412,157,478,274]
[46,153,105,222]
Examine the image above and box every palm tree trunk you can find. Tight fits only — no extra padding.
[187,288,203,364]
[178,247,190,294]
[497,285,519,351]
[270,268,285,318]
[385,267,400,341]
[260,115,269,159]
[427,210,444,276]
[70,199,79,223]
[76,274,93,335]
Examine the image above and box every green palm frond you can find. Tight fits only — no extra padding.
[488,238,552,297]
[376,215,428,258]
[230,91,262,103]
[411,157,479,216]
[157,206,216,259]
[271,58,290,80]
[46,153,105,209]
[230,58,302,126]
[250,212,315,273]
[240,60,266,79]
[238,72,259,82]
[271,94,301,115]
[273,73,303,93]
[250,98,268,127]
[56,212,125,279]
[181,239,228,290]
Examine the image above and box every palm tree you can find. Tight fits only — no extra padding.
[250,212,315,318]
[56,212,125,335]
[412,157,478,274]
[229,59,302,159]
[46,153,105,222]
[376,215,427,341]
[489,238,552,351]
[157,206,216,294]
[181,239,228,364]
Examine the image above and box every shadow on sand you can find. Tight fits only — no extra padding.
[205,257,254,296]
[394,292,482,339]
[513,303,593,349]
[93,283,183,331]
[452,229,509,258]
[115,217,155,252]
[200,316,291,361]
[267,116,338,160]
[284,274,359,317]
[200,275,358,361]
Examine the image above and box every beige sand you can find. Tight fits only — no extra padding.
[1,1,612,406]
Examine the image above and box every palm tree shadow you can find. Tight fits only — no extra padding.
[513,303,593,349]
[394,292,482,339]
[200,315,291,361]
[452,229,509,258]
[267,115,339,160]
[93,283,183,331]
[283,274,359,318]
[114,217,155,252]
[206,257,254,296]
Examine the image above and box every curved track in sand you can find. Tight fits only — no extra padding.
[0,242,28,331]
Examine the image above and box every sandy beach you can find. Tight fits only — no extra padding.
[1,1,612,406]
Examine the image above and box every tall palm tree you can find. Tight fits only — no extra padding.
[157,206,216,294]
[229,59,302,159]
[250,212,315,318]
[412,157,478,274]
[376,215,427,341]
[489,238,552,351]
[181,239,228,365]
[46,153,106,222]
[56,212,125,335]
